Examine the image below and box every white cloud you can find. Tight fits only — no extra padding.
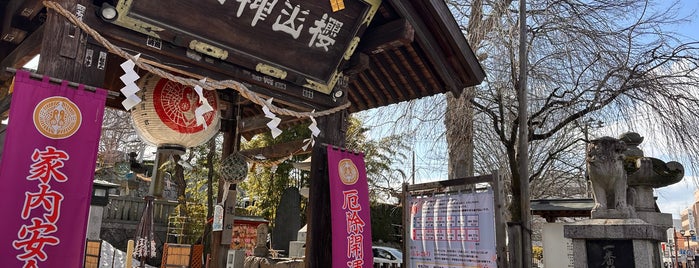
[656,175,697,219]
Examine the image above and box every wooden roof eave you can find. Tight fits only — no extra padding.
[387,0,485,95]
[0,23,43,81]
[0,0,488,119]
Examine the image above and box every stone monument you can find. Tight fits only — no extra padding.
[564,132,683,268]
[272,187,302,255]
[253,224,269,257]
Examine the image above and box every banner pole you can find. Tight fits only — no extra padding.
[4,67,120,98]
[126,240,134,268]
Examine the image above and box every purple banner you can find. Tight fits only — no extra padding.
[327,147,373,268]
[0,71,107,267]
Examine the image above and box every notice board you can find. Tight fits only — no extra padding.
[402,174,506,268]
[407,191,497,267]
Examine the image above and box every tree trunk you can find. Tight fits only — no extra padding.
[445,90,475,179]
[445,0,513,180]
[173,154,187,215]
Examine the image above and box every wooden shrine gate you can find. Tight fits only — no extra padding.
[0,1,485,267]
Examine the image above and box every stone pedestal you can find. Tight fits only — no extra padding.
[564,219,667,268]
[637,211,673,229]
[86,205,104,240]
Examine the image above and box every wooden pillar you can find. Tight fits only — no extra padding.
[38,0,106,87]
[493,171,509,268]
[305,110,348,268]
[210,103,239,268]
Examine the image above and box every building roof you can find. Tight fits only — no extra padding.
[531,198,594,222]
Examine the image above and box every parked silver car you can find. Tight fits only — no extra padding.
[373,246,403,265]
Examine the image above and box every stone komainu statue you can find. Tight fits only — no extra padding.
[586,136,633,216]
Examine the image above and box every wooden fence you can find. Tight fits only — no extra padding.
[103,196,178,224]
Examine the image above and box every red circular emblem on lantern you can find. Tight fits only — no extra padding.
[131,73,221,148]
[152,78,218,134]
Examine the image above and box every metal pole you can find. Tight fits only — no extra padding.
[687,235,691,268]
[412,151,415,185]
[672,227,680,268]
[517,0,531,267]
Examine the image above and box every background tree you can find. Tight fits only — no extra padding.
[147,135,222,253]
[238,124,311,221]
[176,134,221,245]
[239,115,408,222]
[365,0,699,210]
[97,108,148,168]
[344,116,409,202]
[468,0,699,221]
[363,1,699,263]
[94,108,149,186]
[445,0,514,180]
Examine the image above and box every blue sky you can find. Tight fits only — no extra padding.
[670,0,699,42]
[653,0,699,219]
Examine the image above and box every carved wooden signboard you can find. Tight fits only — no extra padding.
[107,0,380,94]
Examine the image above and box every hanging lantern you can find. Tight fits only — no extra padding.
[220,152,248,185]
[217,152,249,206]
[131,73,220,153]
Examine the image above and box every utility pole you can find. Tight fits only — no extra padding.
[412,151,415,185]
[675,228,680,268]
[517,0,531,267]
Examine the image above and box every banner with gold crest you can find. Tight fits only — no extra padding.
[327,146,372,268]
[0,70,107,267]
